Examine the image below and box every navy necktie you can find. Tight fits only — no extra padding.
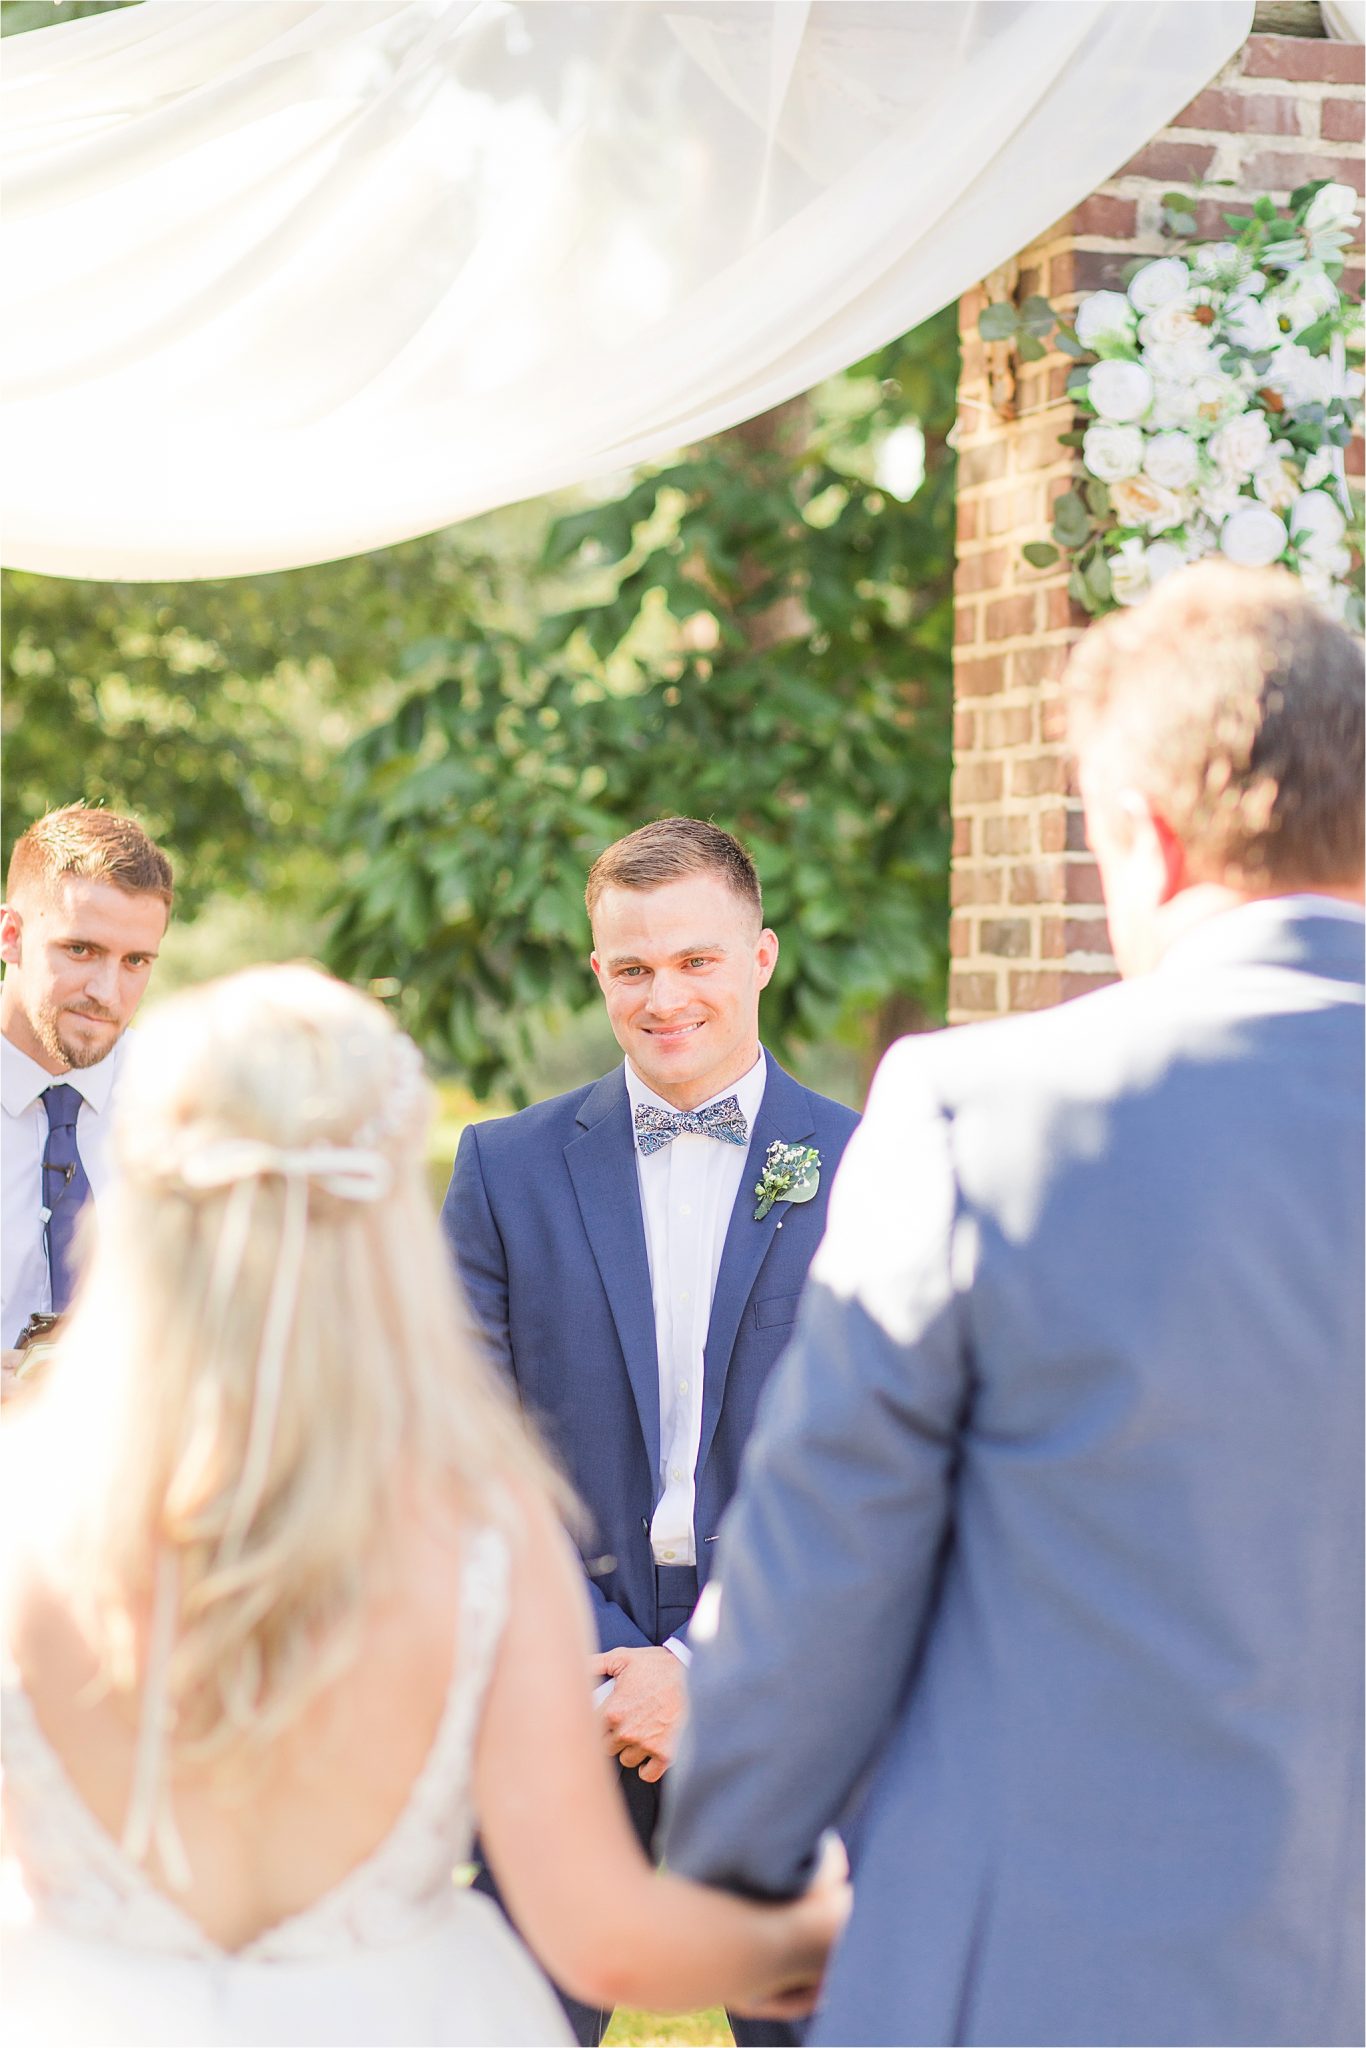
[41,1083,93,1312]
[633,1094,748,1157]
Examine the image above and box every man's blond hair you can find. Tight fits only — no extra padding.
[1066,563,1363,890]
[6,803,174,908]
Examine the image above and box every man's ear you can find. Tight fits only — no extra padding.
[0,904,23,969]
[1144,803,1192,907]
[755,927,779,990]
[1112,791,1190,908]
[589,948,604,991]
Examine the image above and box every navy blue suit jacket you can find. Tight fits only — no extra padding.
[442,1055,859,1652]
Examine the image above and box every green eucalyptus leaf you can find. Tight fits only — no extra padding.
[1052,491,1092,548]
[978,301,1020,341]
[1022,541,1061,568]
[1295,317,1336,354]
[1019,295,1057,336]
[1017,334,1046,363]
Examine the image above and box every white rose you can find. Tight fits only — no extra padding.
[1148,378,1201,431]
[1192,240,1242,284]
[1302,447,1335,490]
[1290,489,1348,550]
[1074,291,1137,350]
[1138,299,1201,348]
[1087,359,1154,423]
[1144,341,1222,391]
[1127,257,1192,315]
[1143,540,1185,586]
[1082,422,1145,483]
[1180,521,1218,563]
[1199,475,1243,525]
[1251,443,1301,512]
[1143,430,1200,490]
[1208,411,1274,480]
[1110,475,1188,534]
[1223,296,1277,351]
[1302,541,1353,579]
[1192,373,1248,430]
[1219,503,1288,568]
[1304,182,1360,235]
[1260,343,1334,410]
[1267,267,1340,336]
[1107,537,1150,607]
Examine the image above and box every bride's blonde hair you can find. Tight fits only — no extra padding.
[42,963,563,1765]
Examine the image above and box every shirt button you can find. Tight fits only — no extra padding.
[672,1467,684,1481]
[679,1290,690,1304]
[662,1548,676,1562]
[680,1203,692,1216]
[678,1379,688,1394]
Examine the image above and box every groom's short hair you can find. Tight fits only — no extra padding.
[586,818,762,922]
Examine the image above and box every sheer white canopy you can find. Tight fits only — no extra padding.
[1,0,1251,581]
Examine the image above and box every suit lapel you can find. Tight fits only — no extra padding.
[698,1059,814,1475]
[565,1069,661,1465]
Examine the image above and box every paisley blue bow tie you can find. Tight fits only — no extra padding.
[633,1095,748,1156]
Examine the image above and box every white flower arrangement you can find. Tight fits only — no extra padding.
[983,181,1363,628]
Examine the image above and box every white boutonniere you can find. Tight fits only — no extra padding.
[753,1141,821,1221]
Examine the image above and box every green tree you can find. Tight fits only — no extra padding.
[327,312,958,1101]
[1,532,515,917]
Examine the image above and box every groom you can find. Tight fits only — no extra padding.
[443,817,858,2045]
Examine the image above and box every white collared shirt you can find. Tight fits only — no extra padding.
[1,1032,128,1349]
[625,1050,767,1575]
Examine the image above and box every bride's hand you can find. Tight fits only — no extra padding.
[731,1834,851,2020]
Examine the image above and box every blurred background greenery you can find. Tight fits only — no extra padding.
[2,0,958,1125]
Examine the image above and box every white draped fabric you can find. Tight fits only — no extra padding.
[1,0,1251,581]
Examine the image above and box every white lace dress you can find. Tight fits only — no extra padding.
[0,1528,572,2047]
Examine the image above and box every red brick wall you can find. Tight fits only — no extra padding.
[950,31,1365,1023]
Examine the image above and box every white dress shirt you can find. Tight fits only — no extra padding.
[625,1050,767,1587]
[1,1032,128,1349]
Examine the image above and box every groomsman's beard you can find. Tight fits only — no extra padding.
[34,1000,122,1071]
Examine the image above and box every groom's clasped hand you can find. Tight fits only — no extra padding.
[592,1643,687,1782]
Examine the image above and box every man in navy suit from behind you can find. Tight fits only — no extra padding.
[442,817,859,2045]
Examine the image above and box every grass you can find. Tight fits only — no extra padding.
[604,2012,732,2047]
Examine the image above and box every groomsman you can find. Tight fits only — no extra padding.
[2,807,172,1382]
[665,564,1365,2048]
[443,816,859,2045]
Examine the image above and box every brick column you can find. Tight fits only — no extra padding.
[949,28,1364,1024]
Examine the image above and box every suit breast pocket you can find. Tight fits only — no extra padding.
[753,1291,803,1331]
